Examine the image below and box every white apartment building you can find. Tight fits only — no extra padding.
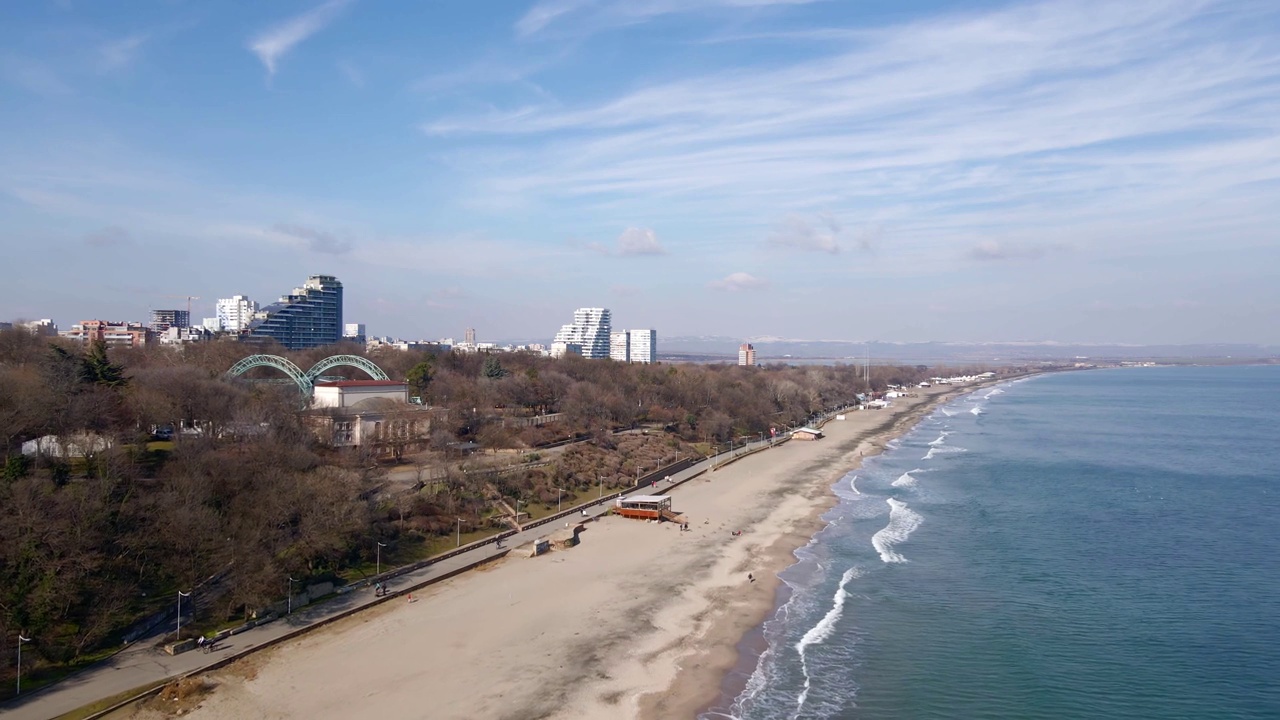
[738,343,756,366]
[552,307,611,359]
[216,295,259,333]
[610,331,630,362]
[628,329,656,363]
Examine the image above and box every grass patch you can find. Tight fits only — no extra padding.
[52,678,169,720]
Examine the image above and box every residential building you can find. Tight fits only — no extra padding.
[550,341,582,358]
[552,307,611,359]
[629,329,656,363]
[464,327,476,345]
[246,275,343,350]
[738,343,756,366]
[149,309,190,333]
[201,317,223,332]
[21,319,58,336]
[610,330,630,362]
[344,323,366,345]
[159,327,212,345]
[61,320,151,348]
[216,295,260,334]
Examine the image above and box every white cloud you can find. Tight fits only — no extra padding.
[708,271,768,291]
[99,33,149,73]
[616,226,666,255]
[249,0,352,76]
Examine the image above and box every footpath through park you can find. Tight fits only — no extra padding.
[1,427,818,720]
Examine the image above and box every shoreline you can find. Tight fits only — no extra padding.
[642,382,995,720]
[125,380,1016,720]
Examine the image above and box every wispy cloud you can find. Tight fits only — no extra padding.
[429,0,1280,270]
[270,223,353,254]
[1,55,72,97]
[84,225,132,247]
[768,212,842,254]
[966,240,1068,261]
[249,0,352,77]
[708,271,768,291]
[99,33,149,73]
[516,0,821,38]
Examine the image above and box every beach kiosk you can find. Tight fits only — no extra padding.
[615,495,682,523]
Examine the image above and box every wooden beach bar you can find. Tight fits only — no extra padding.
[614,494,683,523]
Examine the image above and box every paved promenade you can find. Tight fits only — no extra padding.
[2,435,788,720]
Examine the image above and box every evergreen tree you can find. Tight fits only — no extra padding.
[482,355,508,379]
[82,340,127,388]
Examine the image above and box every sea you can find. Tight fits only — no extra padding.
[702,365,1280,720]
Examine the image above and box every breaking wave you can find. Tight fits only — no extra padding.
[871,498,922,563]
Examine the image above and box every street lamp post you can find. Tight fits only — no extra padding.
[557,487,564,513]
[376,541,387,576]
[598,475,603,499]
[176,590,190,641]
[456,517,463,547]
[288,577,298,615]
[16,634,31,696]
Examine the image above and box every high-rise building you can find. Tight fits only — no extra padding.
[552,308,611,359]
[216,295,260,333]
[738,343,756,366]
[610,331,630,362]
[149,309,190,333]
[344,323,366,345]
[464,328,476,345]
[628,329,656,363]
[246,275,343,350]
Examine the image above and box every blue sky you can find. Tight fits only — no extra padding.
[2,0,1279,345]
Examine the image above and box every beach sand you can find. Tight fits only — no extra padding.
[121,385,977,720]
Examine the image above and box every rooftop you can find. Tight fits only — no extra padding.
[313,380,406,388]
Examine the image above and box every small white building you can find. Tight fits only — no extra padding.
[22,433,113,457]
[312,380,409,409]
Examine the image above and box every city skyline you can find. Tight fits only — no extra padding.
[2,1,1279,345]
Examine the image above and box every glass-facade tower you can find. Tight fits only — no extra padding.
[247,275,343,350]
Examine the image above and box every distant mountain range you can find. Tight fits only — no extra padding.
[649,336,1280,364]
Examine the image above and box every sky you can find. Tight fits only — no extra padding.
[1,0,1279,346]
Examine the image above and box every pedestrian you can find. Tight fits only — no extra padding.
[197,636,205,649]
[749,573,755,583]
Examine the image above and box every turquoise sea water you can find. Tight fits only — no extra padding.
[705,366,1280,720]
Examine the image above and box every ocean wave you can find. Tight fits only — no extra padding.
[850,475,860,495]
[970,406,984,416]
[984,387,1005,399]
[793,566,861,718]
[872,498,923,563]
[923,445,967,460]
[940,408,955,417]
[892,469,926,488]
[928,431,951,446]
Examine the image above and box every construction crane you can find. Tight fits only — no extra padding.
[161,295,201,324]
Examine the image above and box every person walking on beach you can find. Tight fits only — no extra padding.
[748,573,755,583]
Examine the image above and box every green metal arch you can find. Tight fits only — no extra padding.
[304,354,390,383]
[226,355,311,395]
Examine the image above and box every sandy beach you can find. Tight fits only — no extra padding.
[115,384,982,720]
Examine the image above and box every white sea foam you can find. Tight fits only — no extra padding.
[940,408,955,417]
[872,498,923,563]
[793,567,861,718]
[970,406,984,415]
[850,475,860,495]
[892,469,924,488]
[984,387,1005,398]
[928,431,951,446]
